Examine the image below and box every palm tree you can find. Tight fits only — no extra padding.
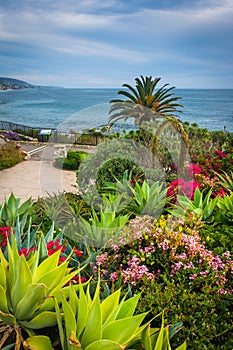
[108,76,183,126]
[108,76,188,169]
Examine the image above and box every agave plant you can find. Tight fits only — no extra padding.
[0,238,82,349]
[56,281,186,350]
[55,280,151,350]
[141,314,186,350]
[216,193,233,224]
[170,187,218,223]
[0,193,33,227]
[76,208,130,248]
[127,180,169,217]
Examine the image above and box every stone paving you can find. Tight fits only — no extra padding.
[0,143,79,204]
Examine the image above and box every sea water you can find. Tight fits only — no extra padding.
[0,87,232,132]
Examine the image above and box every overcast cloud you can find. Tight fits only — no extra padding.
[0,0,232,88]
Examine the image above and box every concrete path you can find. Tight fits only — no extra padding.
[0,144,79,204]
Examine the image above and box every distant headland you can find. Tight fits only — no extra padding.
[0,77,36,90]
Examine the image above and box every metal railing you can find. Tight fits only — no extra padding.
[0,120,105,145]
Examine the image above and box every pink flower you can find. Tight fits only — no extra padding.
[110,272,118,281]
[185,163,201,178]
[96,252,108,265]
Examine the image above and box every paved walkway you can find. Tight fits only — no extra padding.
[0,144,79,204]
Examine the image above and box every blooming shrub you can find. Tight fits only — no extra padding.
[92,214,233,349]
[191,148,233,178]
[4,131,19,140]
[167,178,201,201]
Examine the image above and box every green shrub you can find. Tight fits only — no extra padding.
[200,223,233,255]
[96,157,144,193]
[54,150,88,170]
[0,144,24,170]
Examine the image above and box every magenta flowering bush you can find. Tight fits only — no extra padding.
[93,214,233,295]
[167,178,201,201]
[92,214,233,349]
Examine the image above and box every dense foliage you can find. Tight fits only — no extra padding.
[0,117,233,349]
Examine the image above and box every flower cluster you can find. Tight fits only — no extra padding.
[4,131,19,140]
[167,178,201,200]
[18,246,36,257]
[121,255,154,286]
[185,163,201,178]
[0,226,10,248]
[92,215,232,295]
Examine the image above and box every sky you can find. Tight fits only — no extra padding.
[0,0,233,88]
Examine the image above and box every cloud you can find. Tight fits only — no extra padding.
[0,0,232,87]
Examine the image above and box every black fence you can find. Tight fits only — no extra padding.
[0,120,42,138]
[0,120,105,146]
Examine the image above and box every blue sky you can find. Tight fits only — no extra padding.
[0,0,233,88]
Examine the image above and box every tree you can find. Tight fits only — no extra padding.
[108,75,183,126]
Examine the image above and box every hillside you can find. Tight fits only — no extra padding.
[0,77,35,90]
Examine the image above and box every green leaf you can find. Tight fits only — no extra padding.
[116,293,141,319]
[85,339,125,350]
[76,282,88,338]
[35,250,62,281]
[102,313,147,345]
[101,289,121,324]
[60,291,77,348]
[175,341,187,350]
[25,335,53,350]
[81,296,102,348]
[141,325,152,350]
[11,256,32,310]
[0,285,9,314]
[20,311,57,329]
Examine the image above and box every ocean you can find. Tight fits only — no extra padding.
[0,87,233,132]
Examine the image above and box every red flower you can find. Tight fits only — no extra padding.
[213,189,226,198]
[73,246,83,257]
[215,150,227,158]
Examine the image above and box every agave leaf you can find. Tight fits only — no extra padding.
[17,197,32,217]
[24,335,53,350]
[85,339,126,350]
[38,262,70,291]
[153,313,164,350]
[101,289,121,324]
[0,311,16,326]
[81,296,102,348]
[0,262,6,290]
[175,341,187,350]
[141,325,152,350]
[60,291,77,348]
[193,188,202,208]
[35,250,61,281]
[15,283,47,321]
[44,222,55,243]
[20,311,57,329]
[102,312,147,346]
[76,282,88,338]
[54,297,65,350]
[0,285,9,314]
[116,293,141,319]
[11,256,32,310]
